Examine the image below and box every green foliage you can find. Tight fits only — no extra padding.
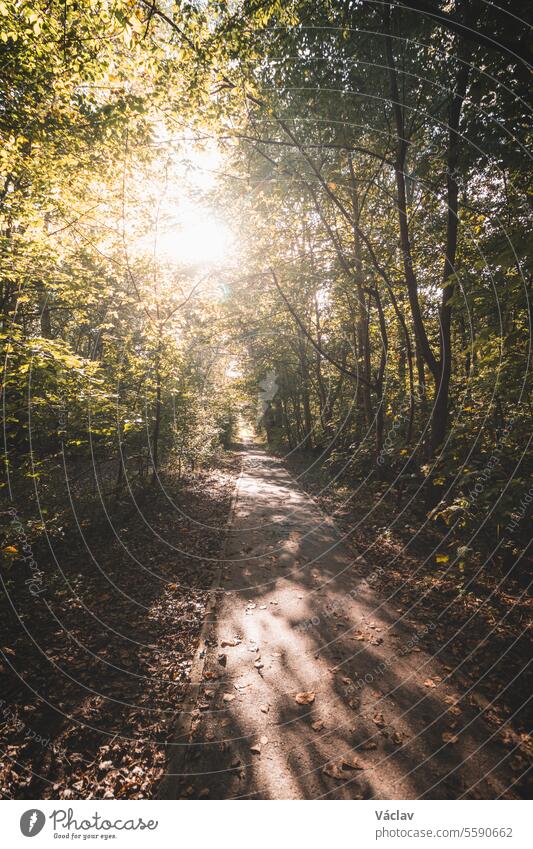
[0,0,530,568]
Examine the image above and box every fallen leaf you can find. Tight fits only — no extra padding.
[360,740,377,751]
[341,752,363,770]
[221,638,241,647]
[250,744,262,755]
[322,761,345,780]
[424,679,436,688]
[373,713,385,727]
[260,704,269,714]
[223,693,235,702]
[295,691,315,705]
[312,720,325,731]
[442,732,459,744]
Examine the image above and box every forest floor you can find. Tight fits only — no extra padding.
[1,443,529,799]
[0,457,238,799]
[161,443,529,800]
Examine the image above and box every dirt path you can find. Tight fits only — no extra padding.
[162,446,517,800]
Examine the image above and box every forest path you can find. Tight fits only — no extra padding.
[164,445,515,800]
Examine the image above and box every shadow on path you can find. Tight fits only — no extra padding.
[163,448,518,800]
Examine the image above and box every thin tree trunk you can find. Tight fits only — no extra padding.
[431,16,469,452]
[151,344,162,483]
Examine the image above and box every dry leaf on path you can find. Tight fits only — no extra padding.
[295,691,315,705]
[341,752,363,770]
[311,720,325,732]
[322,761,345,780]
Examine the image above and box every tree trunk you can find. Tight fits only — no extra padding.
[151,345,162,483]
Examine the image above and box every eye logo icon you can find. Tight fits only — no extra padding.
[20,809,46,837]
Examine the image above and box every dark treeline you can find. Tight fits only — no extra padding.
[217,0,531,573]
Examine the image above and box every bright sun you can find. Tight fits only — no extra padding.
[158,213,233,267]
[131,140,236,268]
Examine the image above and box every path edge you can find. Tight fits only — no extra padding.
[156,453,243,799]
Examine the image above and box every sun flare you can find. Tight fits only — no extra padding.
[157,213,233,267]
